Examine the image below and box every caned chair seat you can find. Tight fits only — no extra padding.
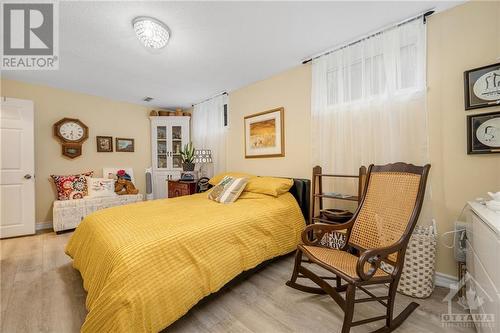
[300,245,389,280]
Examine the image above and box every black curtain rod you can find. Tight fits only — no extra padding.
[191,92,228,107]
[302,10,434,65]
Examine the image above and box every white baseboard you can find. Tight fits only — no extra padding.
[36,221,53,231]
[435,271,458,288]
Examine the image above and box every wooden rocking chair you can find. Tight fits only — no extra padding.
[286,163,430,333]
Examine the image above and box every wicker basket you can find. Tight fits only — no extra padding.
[381,224,437,298]
[399,225,437,298]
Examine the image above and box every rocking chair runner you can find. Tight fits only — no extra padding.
[286,163,431,333]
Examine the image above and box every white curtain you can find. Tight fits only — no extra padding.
[192,94,227,176]
[312,19,428,173]
[311,19,431,221]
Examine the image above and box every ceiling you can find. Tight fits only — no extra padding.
[3,1,463,108]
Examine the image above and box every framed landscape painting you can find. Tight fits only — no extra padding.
[116,138,135,152]
[244,107,284,158]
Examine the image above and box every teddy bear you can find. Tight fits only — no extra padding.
[114,177,139,195]
[110,169,139,195]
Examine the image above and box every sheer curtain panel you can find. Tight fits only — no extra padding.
[192,94,227,176]
[311,19,428,174]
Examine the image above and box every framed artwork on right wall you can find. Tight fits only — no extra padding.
[464,62,500,110]
[467,111,500,154]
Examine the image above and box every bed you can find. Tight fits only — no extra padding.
[65,178,309,333]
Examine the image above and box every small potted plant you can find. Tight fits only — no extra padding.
[180,142,195,171]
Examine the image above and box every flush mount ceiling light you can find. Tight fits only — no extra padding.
[132,16,170,50]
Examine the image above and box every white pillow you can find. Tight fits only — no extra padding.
[86,177,116,198]
[102,167,135,184]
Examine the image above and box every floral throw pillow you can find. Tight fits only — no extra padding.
[51,171,93,200]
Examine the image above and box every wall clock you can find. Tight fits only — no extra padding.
[53,118,89,158]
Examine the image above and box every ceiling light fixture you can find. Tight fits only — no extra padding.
[132,16,170,50]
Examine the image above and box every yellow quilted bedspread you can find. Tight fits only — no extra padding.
[65,191,305,333]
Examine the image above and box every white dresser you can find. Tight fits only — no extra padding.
[466,202,500,333]
[150,116,190,199]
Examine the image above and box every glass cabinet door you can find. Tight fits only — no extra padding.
[156,126,167,169]
[171,125,182,169]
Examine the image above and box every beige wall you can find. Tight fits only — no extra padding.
[1,79,151,224]
[426,1,500,276]
[226,1,500,277]
[227,65,312,179]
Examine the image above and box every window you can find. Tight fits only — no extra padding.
[324,24,423,108]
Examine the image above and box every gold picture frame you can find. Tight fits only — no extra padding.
[244,107,284,158]
[116,138,135,152]
[96,136,113,152]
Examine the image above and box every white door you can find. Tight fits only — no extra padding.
[0,97,35,238]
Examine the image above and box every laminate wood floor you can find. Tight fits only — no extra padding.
[1,231,475,333]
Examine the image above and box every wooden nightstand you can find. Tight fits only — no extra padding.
[167,180,197,198]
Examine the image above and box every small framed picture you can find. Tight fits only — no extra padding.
[96,136,113,152]
[464,63,500,110]
[467,111,500,154]
[62,144,82,158]
[244,107,284,158]
[116,138,135,152]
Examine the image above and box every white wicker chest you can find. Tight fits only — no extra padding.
[52,194,143,232]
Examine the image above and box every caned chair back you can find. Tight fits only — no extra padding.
[348,164,428,262]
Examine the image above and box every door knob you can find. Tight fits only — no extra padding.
[24,174,32,179]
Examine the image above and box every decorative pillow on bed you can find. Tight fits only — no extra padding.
[208,172,255,186]
[86,177,116,198]
[244,177,293,197]
[208,176,248,203]
[51,171,94,200]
